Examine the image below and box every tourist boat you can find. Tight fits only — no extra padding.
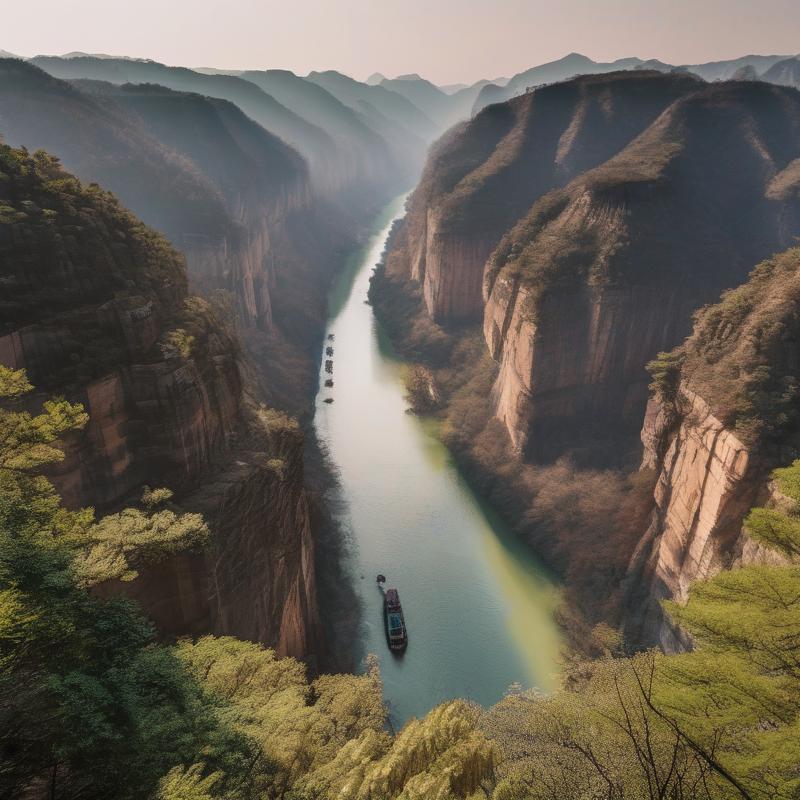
[382,586,408,653]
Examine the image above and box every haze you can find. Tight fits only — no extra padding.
[3,0,799,84]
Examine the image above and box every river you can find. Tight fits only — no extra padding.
[314,195,562,726]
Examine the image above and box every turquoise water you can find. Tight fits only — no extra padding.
[314,196,562,726]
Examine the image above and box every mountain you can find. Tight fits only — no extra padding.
[684,52,793,81]
[625,246,800,649]
[0,59,232,240]
[762,56,800,88]
[305,69,438,142]
[381,75,800,470]
[28,55,352,191]
[392,70,701,324]
[366,71,386,84]
[0,142,320,656]
[380,74,485,130]
[731,64,759,80]
[439,82,469,93]
[239,68,415,190]
[472,53,674,111]
[0,59,309,329]
[472,52,795,113]
[481,80,800,464]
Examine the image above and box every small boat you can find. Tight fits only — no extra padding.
[383,587,408,653]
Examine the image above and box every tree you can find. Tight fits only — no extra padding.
[0,368,227,798]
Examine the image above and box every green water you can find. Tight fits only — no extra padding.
[314,195,562,726]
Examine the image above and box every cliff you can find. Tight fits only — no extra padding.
[482,80,800,465]
[0,144,321,659]
[389,71,700,323]
[624,247,800,648]
[0,60,311,331]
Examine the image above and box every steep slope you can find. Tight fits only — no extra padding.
[482,80,800,464]
[240,68,416,190]
[388,70,701,323]
[0,59,309,329]
[28,54,362,193]
[762,56,800,88]
[624,247,800,649]
[380,74,481,130]
[305,69,438,142]
[0,144,321,657]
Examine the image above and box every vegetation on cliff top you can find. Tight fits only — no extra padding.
[650,246,800,449]
[0,143,187,332]
[486,81,800,314]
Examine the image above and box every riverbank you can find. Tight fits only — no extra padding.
[367,233,654,658]
[313,196,562,726]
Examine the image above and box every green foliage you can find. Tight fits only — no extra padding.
[479,457,800,800]
[0,144,187,335]
[0,374,231,797]
[0,393,88,472]
[142,485,175,509]
[0,364,32,398]
[257,405,302,446]
[0,371,496,799]
[676,247,800,447]
[743,460,800,558]
[646,347,685,403]
[163,328,197,359]
[156,764,223,800]
[72,504,208,586]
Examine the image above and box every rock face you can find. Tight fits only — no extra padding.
[481,81,800,465]
[393,71,700,324]
[624,247,800,649]
[625,390,767,650]
[93,431,320,659]
[0,145,321,660]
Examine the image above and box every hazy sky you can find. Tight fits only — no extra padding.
[3,0,799,84]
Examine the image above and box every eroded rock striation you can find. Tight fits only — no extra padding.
[390,71,700,324]
[624,247,800,648]
[0,144,321,659]
[482,80,800,464]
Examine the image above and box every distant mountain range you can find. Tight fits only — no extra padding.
[472,51,798,111]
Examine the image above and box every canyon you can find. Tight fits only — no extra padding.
[377,69,800,647]
[0,145,321,658]
[4,43,800,683]
[0,53,472,670]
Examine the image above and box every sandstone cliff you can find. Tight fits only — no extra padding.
[0,145,321,660]
[389,71,700,324]
[624,247,800,648]
[482,81,800,465]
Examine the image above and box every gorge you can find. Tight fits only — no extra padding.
[3,34,800,798]
[314,196,561,724]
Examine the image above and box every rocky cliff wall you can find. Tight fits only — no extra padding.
[395,72,701,325]
[483,259,702,463]
[478,82,800,466]
[624,389,785,650]
[0,146,321,660]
